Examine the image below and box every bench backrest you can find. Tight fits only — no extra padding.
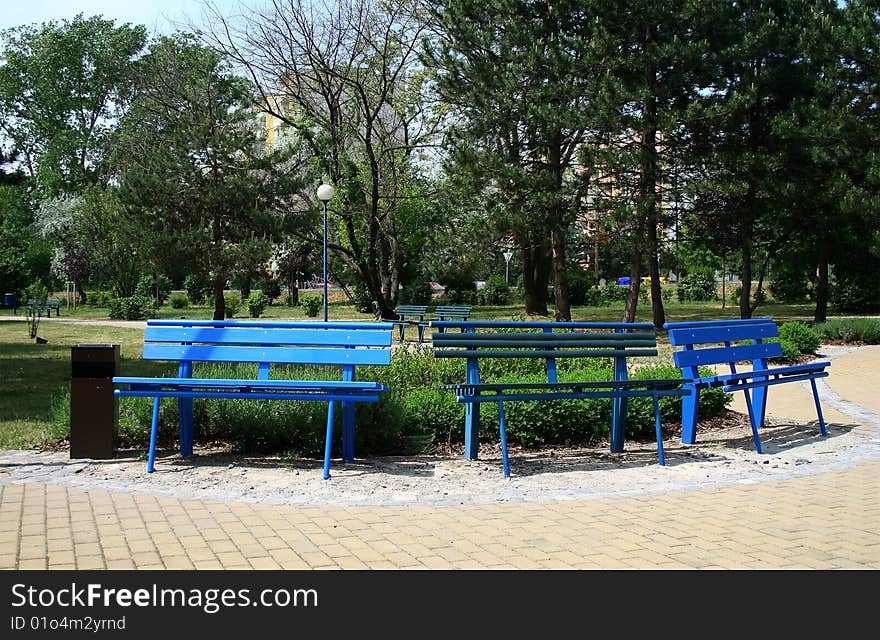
[664,318,781,374]
[394,305,428,319]
[432,305,471,319]
[141,320,393,378]
[25,298,60,307]
[432,321,657,383]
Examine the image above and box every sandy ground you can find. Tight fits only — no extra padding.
[3,406,876,508]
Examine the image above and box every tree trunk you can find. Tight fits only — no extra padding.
[240,275,251,302]
[814,234,829,323]
[623,254,642,324]
[288,278,299,306]
[739,236,753,319]
[551,227,571,321]
[212,276,226,321]
[646,218,665,329]
[520,234,550,316]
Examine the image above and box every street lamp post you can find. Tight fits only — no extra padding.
[317,183,336,322]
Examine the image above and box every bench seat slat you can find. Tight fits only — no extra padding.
[701,361,831,386]
[115,389,382,402]
[433,339,658,349]
[141,344,391,366]
[434,348,659,359]
[113,377,385,391]
[432,331,656,342]
[442,379,689,391]
[721,371,829,393]
[451,389,690,403]
[144,326,392,347]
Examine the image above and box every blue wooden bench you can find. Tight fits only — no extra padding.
[432,321,690,477]
[417,305,472,343]
[15,298,62,317]
[389,305,429,342]
[113,319,393,478]
[663,318,830,454]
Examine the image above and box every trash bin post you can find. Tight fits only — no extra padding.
[70,343,120,459]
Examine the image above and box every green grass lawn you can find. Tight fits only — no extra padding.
[0,296,824,450]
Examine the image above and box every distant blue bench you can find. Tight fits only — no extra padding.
[664,318,830,453]
[418,305,472,343]
[113,319,393,478]
[433,321,690,477]
[15,298,62,317]
[390,305,428,342]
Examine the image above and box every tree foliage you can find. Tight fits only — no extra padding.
[112,34,305,319]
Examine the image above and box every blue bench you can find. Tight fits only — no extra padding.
[433,321,690,477]
[390,305,429,342]
[16,298,62,317]
[663,318,830,453]
[113,319,393,478]
[417,305,472,343]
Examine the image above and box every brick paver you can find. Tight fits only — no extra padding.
[0,459,877,569]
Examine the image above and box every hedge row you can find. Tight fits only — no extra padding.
[50,346,731,457]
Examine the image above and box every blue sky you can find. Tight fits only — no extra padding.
[0,0,249,35]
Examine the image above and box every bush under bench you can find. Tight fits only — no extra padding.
[113,319,394,478]
[432,321,691,477]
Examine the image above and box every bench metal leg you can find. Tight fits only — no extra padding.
[342,367,356,461]
[397,324,405,342]
[178,361,194,457]
[681,389,699,444]
[741,386,763,454]
[810,379,828,437]
[418,324,425,343]
[147,397,161,473]
[323,401,336,479]
[610,357,627,453]
[497,400,510,479]
[464,359,480,460]
[653,395,665,466]
[752,385,768,429]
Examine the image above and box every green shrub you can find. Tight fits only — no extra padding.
[830,273,880,313]
[602,282,629,304]
[770,269,811,303]
[583,286,605,307]
[87,290,114,307]
[676,273,716,302]
[441,271,475,304]
[777,321,821,355]
[300,294,321,317]
[767,337,802,363]
[402,279,432,306]
[477,275,510,305]
[169,293,188,309]
[564,271,593,306]
[813,318,880,344]
[135,274,173,307]
[184,274,213,305]
[353,282,376,314]
[108,295,154,321]
[223,293,241,318]
[259,278,282,304]
[246,290,269,318]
